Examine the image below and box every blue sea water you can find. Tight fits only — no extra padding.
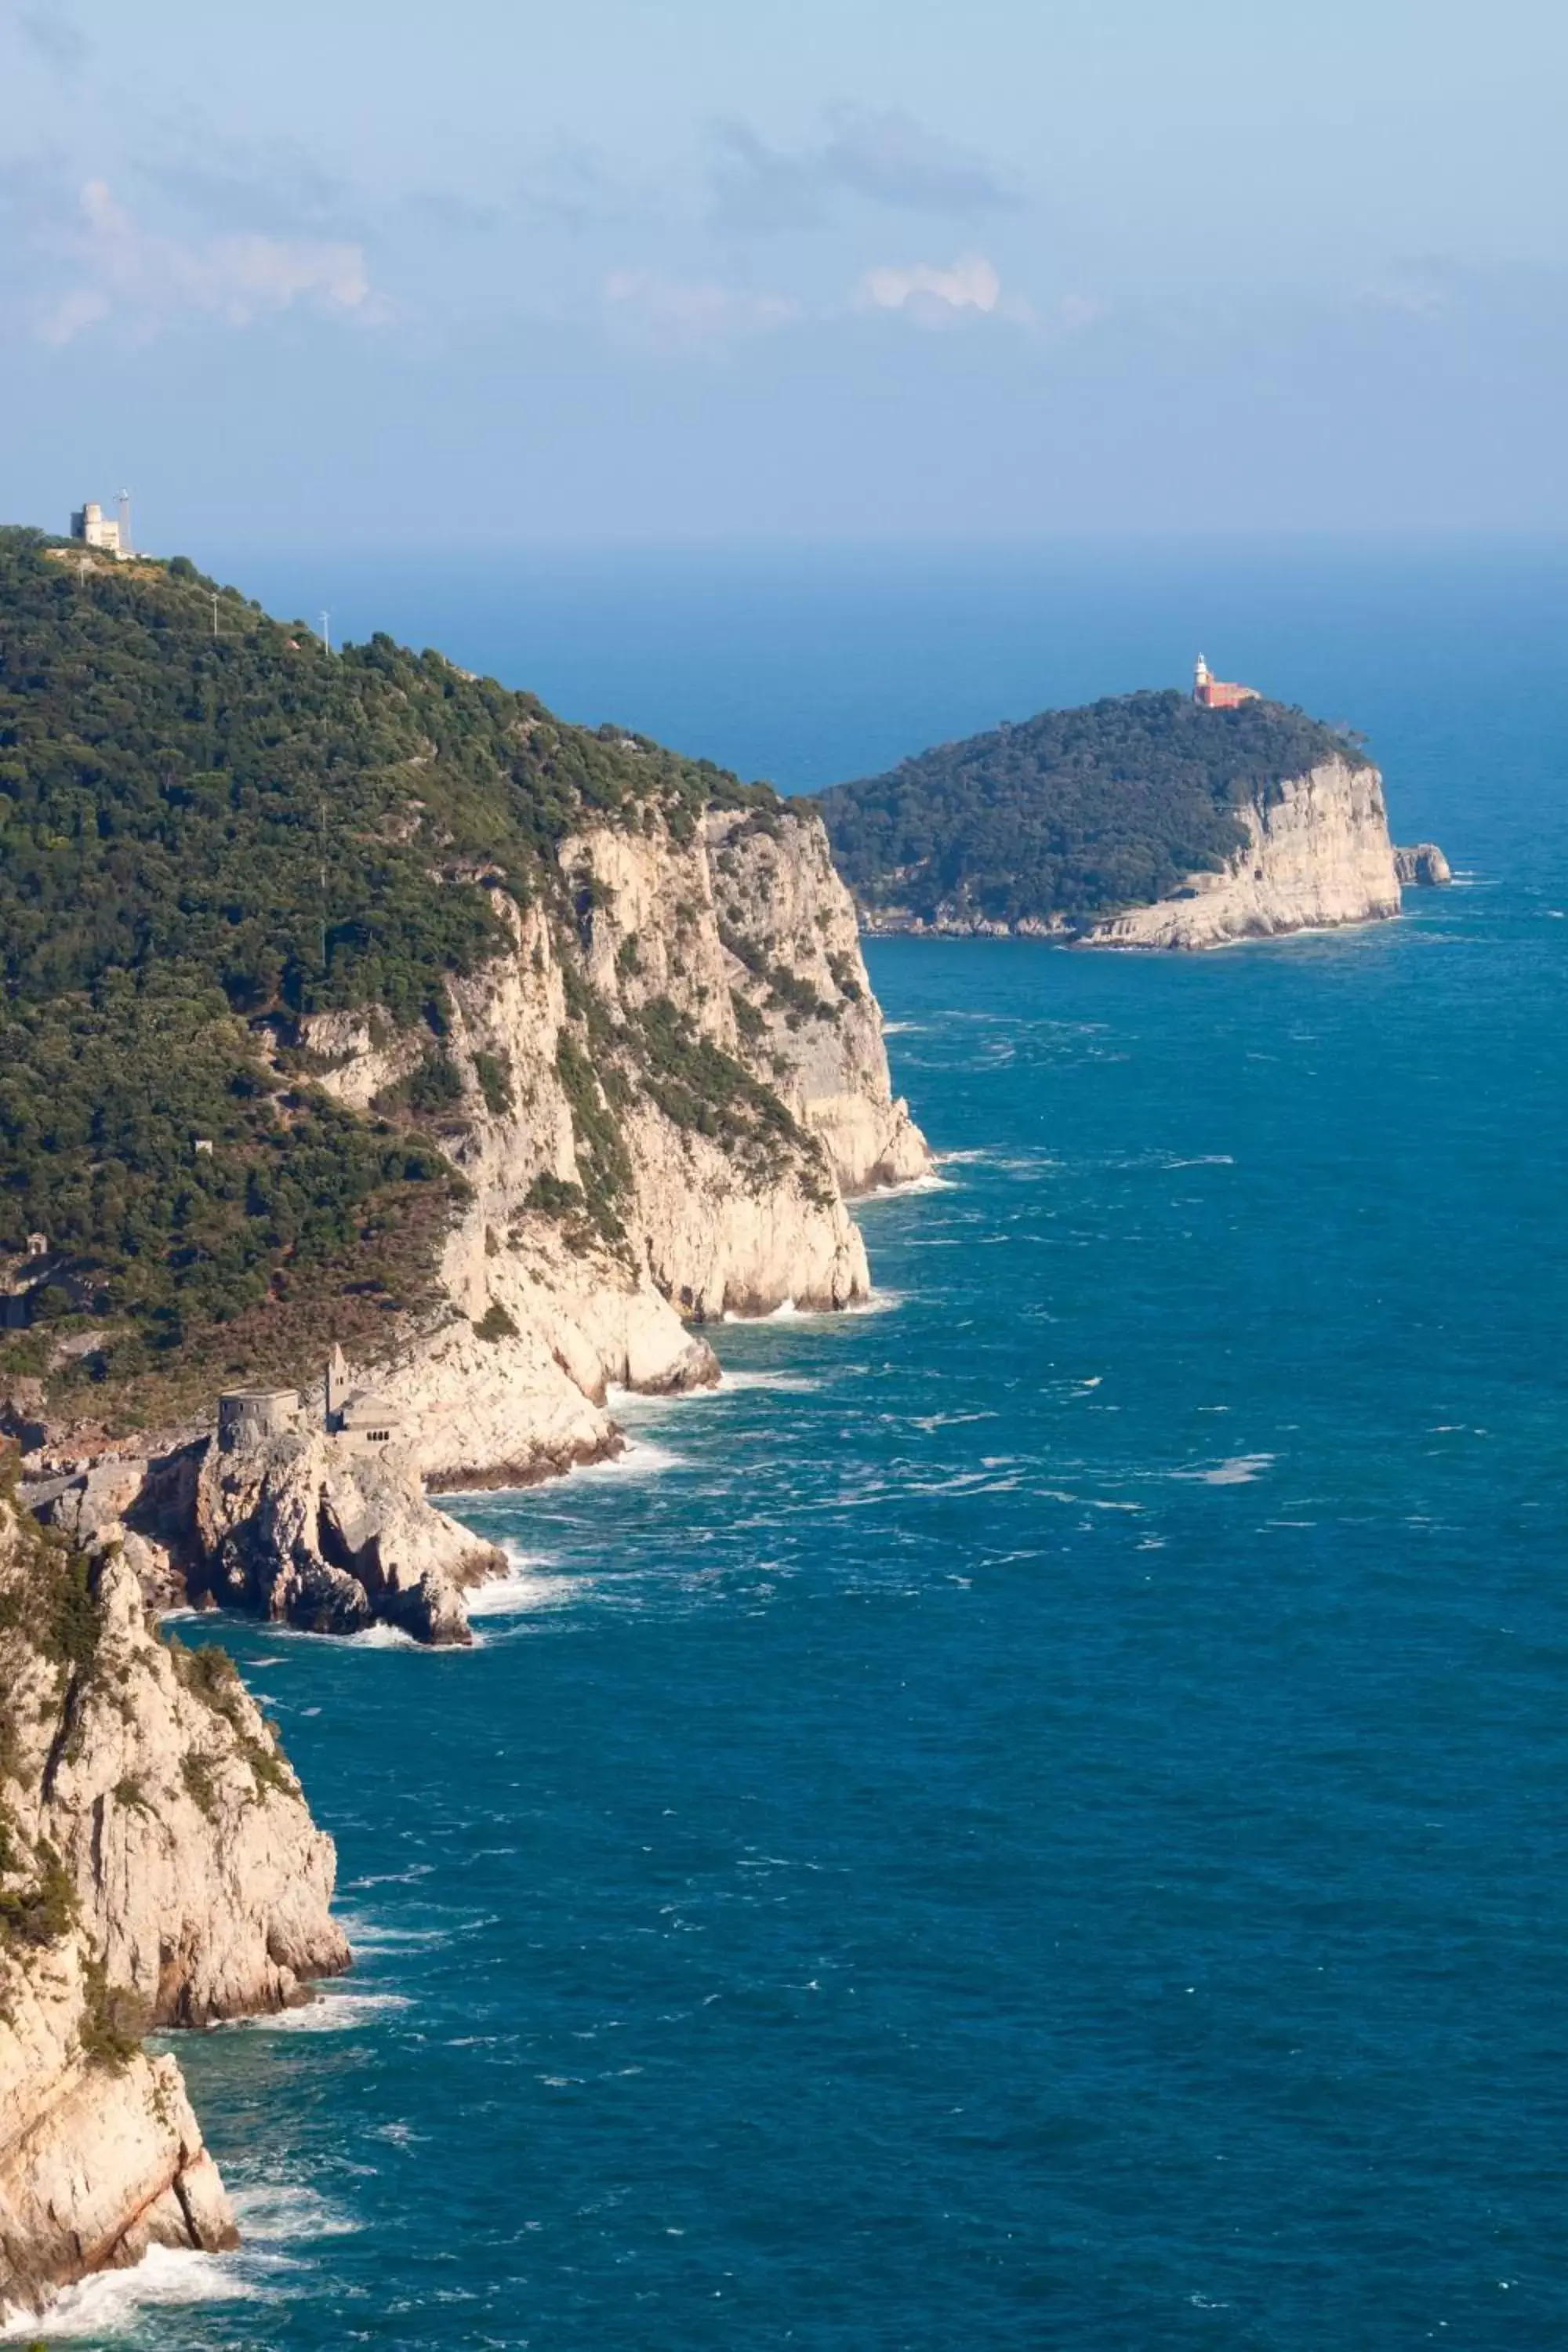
[24,546,1568,2349]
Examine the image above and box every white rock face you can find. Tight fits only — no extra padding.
[0,1935,236,2316]
[1081,757,1403,950]
[0,1481,347,2316]
[1394,841,1453,887]
[296,805,928,1490]
[699,811,930,1195]
[195,1427,506,1643]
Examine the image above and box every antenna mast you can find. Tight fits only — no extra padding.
[116,488,133,557]
[319,610,332,655]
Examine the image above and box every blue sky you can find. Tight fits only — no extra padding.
[2,0,1565,546]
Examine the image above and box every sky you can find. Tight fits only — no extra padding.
[2,0,1566,549]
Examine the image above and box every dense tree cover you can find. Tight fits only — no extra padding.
[0,528,768,1022]
[0,529,778,1424]
[817,689,1365,927]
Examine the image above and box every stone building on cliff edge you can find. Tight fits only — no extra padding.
[216,1345,408,1459]
[1193,654,1260,710]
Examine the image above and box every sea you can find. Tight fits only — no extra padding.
[20,542,1568,2350]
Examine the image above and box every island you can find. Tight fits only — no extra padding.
[817,670,1450,951]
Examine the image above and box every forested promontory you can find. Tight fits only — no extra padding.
[0,529,800,1423]
[0,528,924,1452]
[816,689,1368,931]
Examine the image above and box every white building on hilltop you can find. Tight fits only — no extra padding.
[70,499,129,558]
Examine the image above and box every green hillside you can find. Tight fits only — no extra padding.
[817,689,1364,930]
[0,528,776,1428]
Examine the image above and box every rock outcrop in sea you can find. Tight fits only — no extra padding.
[194,1420,505,1646]
[1394,842,1454,887]
[0,1455,347,2321]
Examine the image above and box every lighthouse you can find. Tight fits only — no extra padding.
[1192,653,1260,710]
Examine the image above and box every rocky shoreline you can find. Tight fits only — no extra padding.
[857,761,1449,953]
[0,804,930,2322]
[0,1466,348,2319]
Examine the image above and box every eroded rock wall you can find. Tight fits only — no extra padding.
[296,805,928,1488]
[0,1470,347,2318]
[1081,757,1403,950]
[194,1428,506,1642]
[0,1934,236,2316]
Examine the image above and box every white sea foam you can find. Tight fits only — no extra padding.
[0,2242,262,2340]
[176,1612,423,1654]
[565,1436,684,1483]
[229,2180,359,2241]
[907,1468,1022,1497]
[330,1911,454,1951]
[223,1989,410,2033]
[617,1369,819,1404]
[1173,1453,1276,1486]
[1036,1487,1141,1512]
[343,1862,434,1891]
[466,1548,593,1617]
[440,1433,681,1501]
[857,1167,956,1197]
[723,1287,903,1323]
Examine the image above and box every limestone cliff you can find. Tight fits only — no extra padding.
[0,1459,347,2318]
[194,1426,506,1645]
[295,804,928,1493]
[1079,757,1403,951]
[14,802,928,1642]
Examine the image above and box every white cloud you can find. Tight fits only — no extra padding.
[34,178,379,343]
[1055,292,1110,335]
[711,111,1018,233]
[1356,261,1453,320]
[858,252,1009,328]
[602,267,799,350]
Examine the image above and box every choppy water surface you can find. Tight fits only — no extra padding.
[32,552,1568,2349]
